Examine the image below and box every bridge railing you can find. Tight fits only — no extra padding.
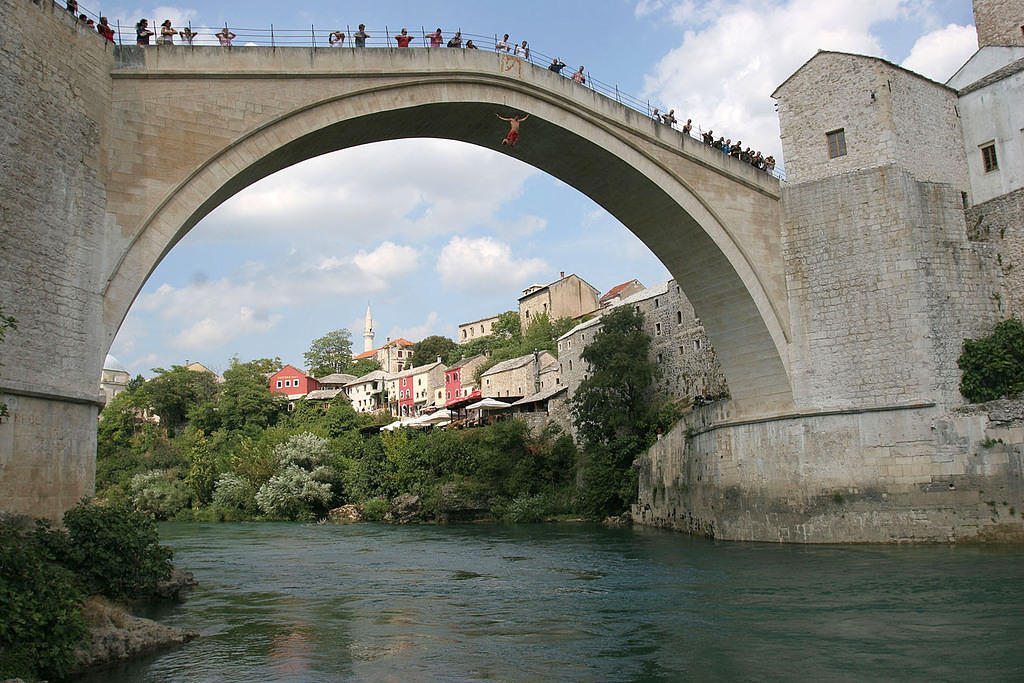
[46,0,784,180]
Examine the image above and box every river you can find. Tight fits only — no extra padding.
[72,522,1024,682]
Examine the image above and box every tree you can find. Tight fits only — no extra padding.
[347,357,382,377]
[229,355,282,375]
[139,365,218,435]
[959,318,1024,403]
[214,359,287,435]
[569,306,657,517]
[304,329,353,377]
[412,335,457,367]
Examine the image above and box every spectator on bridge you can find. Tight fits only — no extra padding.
[447,31,463,48]
[730,141,742,158]
[682,119,693,136]
[702,130,714,145]
[765,156,776,172]
[136,19,154,46]
[514,40,529,59]
[180,26,198,45]
[329,30,345,46]
[496,34,511,52]
[354,24,369,47]
[465,40,478,49]
[97,17,115,43]
[159,20,177,46]
[216,27,236,46]
[78,14,89,25]
[548,57,566,74]
[719,137,729,151]
[653,107,660,121]
[661,109,678,127]
[394,28,414,47]
[428,29,443,47]
[66,0,77,14]
[572,66,586,84]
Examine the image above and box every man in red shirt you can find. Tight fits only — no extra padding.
[394,28,414,47]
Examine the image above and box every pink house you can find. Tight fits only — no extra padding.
[269,365,320,398]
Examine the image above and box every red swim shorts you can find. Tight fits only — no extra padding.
[505,131,519,144]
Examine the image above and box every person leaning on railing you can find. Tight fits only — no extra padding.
[447,31,463,47]
[354,24,369,47]
[216,27,236,46]
[136,19,154,45]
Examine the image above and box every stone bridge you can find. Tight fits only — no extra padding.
[2,4,1019,541]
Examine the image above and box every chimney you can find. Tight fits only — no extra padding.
[533,348,541,394]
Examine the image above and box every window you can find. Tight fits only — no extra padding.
[982,143,998,173]
[276,380,283,388]
[567,340,571,349]
[568,360,573,371]
[462,330,466,339]
[657,353,663,364]
[693,339,702,351]
[826,129,847,158]
[679,346,685,355]
[480,325,484,332]
[655,323,662,335]
[654,298,660,308]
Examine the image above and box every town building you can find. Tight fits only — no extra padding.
[344,370,390,413]
[99,367,130,405]
[457,314,502,344]
[599,279,645,308]
[480,350,556,401]
[386,361,446,417]
[268,364,320,401]
[557,280,728,407]
[185,360,223,383]
[362,303,375,353]
[444,353,488,408]
[518,272,600,332]
[352,337,414,374]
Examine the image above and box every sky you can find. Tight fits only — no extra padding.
[100,0,981,377]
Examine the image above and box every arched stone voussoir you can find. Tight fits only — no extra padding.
[103,75,793,412]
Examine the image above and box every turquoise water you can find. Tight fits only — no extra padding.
[74,523,1024,681]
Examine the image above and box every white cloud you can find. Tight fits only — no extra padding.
[901,24,978,82]
[195,139,539,247]
[640,0,923,165]
[635,0,667,17]
[134,241,423,351]
[436,236,547,293]
[388,312,442,343]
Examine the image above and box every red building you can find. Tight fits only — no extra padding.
[269,365,320,397]
[444,354,486,407]
[397,374,415,416]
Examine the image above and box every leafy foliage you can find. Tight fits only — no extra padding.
[348,357,382,377]
[212,473,257,512]
[0,524,88,680]
[570,306,658,517]
[130,470,189,519]
[139,365,218,435]
[958,318,1024,403]
[304,329,354,377]
[255,466,334,520]
[412,335,457,368]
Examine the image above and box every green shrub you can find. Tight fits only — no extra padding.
[255,465,334,520]
[959,318,1024,402]
[212,473,258,513]
[130,469,189,519]
[274,432,331,469]
[0,525,89,680]
[503,493,556,523]
[360,498,390,521]
[59,500,174,600]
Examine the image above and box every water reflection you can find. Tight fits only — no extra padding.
[72,523,1024,682]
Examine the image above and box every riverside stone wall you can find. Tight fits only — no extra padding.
[0,2,116,518]
[635,400,1024,543]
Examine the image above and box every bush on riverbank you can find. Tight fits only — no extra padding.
[959,318,1024,403]
[0,500,175,680]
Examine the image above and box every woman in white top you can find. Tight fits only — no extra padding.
[216,27,236,46]
[159,20,176,45]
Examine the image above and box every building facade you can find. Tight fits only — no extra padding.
[457,315,502,344]
[269,364,320,400]
[344,370,389,413]
[480,351,556,400]
[599,279,645,308]
[99,367,130,405]
[444,353,488,406]
[387,361,446,416]
[352,337,414,374]
[518,273,600,332]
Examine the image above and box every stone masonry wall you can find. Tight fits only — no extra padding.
[973,0,1024,48]
[776,52,966,190]
[782,165,999,410]
[966,187,1024,322]
[0,2,116,517]
[635,400,1024,543]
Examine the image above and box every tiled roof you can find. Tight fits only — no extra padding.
[600,279,639,303]
[511,385,567,406]
[345,370,390,386]
[390,360,444,379]
[449,353,486,370]
[480,352,553,376]
[305,388,346,401]
[318,373,356,385]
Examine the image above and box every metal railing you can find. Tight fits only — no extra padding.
[37,0,784,180]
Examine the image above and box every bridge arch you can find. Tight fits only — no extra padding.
[103,48,792,413]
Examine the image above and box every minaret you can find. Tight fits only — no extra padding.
[363,303,375,353]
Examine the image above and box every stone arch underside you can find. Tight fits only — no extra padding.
[103,77,793,413]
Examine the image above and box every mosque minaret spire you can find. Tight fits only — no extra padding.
[363,303,375,353]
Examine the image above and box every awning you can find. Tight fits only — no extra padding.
[446,389,481,407]
[464,398,513,411]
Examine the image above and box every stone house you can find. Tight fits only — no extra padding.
[344,370,390,413]
[352,337,414,374]
[99,367,130,405]
[772,50,967,190]
[557,280,728,406]
[599,279,645,308]
[480,351,556,401]
[518,272,600,332]
[457,314,502,345]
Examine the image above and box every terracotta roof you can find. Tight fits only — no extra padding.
[352,349,377,360]
[353,338,416,360]
[600,279,640,303]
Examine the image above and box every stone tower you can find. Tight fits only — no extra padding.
[973,0,1024,47]
[363,303,375,353]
